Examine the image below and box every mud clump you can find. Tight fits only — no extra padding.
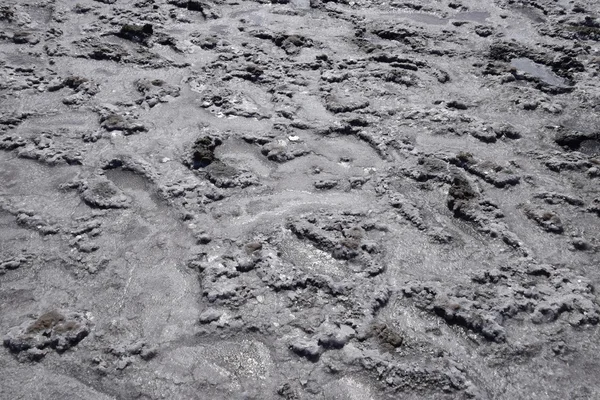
[100,114,147,135]
[135,78,181,107]
[404,261,600,343]
[447,173,478,220]
[4,311,91,361]
[184,136,256,187]
[522,205,565,234]
[368,322,404,352]
[185,136,222,169]
[0,254,34,275]
[450,152,521,188]
[65,177,132,209]
[289,339,321,362]
[325,90,370,114]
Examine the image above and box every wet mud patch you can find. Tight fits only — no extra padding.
[104,168,164,212]
[0,153,83,218]
[510,57,570,87]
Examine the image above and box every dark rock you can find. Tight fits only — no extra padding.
[14,211,60,235]
[117,24,154,44]
[206,161,240,184]
[545,152,592,172]
[261,141,295,162]
[289,339,321,361]
[446,100,468,110]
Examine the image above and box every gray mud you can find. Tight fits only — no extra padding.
[1,0,600,399]
[510,57,570,87]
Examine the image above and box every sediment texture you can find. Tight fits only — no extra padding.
[1,0,600,398]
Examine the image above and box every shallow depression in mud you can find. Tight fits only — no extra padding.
[510,57,569,87]
[104,169,165,211]
[454,11,491,23]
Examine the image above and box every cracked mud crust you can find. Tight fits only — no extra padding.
[1,0,600,399]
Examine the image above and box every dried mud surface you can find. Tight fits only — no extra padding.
[1,0,600,399]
